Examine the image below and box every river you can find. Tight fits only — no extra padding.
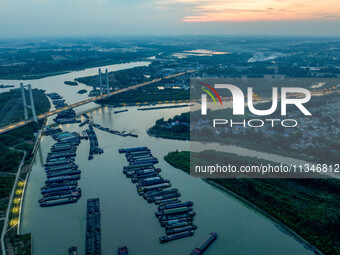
[6,62,316,254]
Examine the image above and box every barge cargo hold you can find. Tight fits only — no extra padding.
[119,147,149,153]
[40,197,78,207]
[151,192,181,203]
[41,185,77,194]
[46,170,81,178]
[158,211,196,222]
[44,159,73,167]
[155,206,192,217]
[158,201,194,211]
[39,191,81,203]
[144,188,178,199]
[45,164,78,172]
[137,182,171,195]
[190,232,218,255]
[46,174,81,183]
[160,218,192,227]
[126,150,151,156]
[166,225,197,235]
[47,152,76,159]
[131,173,160,182]
[137,179,170,187]
[165,221,193,230]
[129,158,158,165]
[46,156,74,162]
[155,198,180,206]
[41,188,80,198]
[159,230,194,243]
[123,163,154,170]
[41,181,77,189]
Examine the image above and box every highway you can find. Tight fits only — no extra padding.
[0,70,197,135]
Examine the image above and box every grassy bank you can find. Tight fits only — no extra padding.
[164,150,340,255]
[0,88,50,254]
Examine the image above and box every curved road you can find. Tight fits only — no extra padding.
[1,150,26,255]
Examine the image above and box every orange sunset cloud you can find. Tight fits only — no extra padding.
[157,0,340,22]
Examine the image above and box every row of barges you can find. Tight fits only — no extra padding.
[39,130,82,207]
[92,122,138,138]
[47,92,80,124]
[86,124,103,160]
[86,198,101,255]
[119,146,197,243]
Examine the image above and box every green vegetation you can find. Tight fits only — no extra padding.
[99,88,189,106]
[0,88,50,166]
[0,144,23,173]
[64,81,78,86]
[0,89,50,125]
[165,150,340,255]
[77,89,87,94]
[0,177,15,199]
[0,39,158,80]
[0,177,14,217]
[9,234,32,255]
[0,89,48,254]
[77,63,192,106]
[149,112,189,140]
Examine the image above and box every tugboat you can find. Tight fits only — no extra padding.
[118,246,128,255]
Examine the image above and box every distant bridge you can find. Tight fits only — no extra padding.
[0,70,197,135]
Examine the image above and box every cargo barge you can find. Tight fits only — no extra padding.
[190,232,217,255]
[40,197,78,207]
[159,230,194,243]
[114,109,128,114]
[86,198,101,255]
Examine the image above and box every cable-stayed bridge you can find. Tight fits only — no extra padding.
[0,70,196,135]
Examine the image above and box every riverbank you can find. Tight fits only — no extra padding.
[0,59,149,80]
[164,150,340,255]
[0,90,50,255]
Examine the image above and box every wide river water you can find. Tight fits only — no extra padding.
[1,62,316,254]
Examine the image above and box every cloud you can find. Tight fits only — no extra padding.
[154,0,340,22]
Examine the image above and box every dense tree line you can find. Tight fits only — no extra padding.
[165,150,340,255]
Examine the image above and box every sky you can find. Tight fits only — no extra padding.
[0,0,340,38]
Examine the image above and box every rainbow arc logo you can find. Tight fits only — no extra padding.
[200,82,223,106]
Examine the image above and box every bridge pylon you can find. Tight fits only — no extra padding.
[98,68,110,97]
[20,83,37,122]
